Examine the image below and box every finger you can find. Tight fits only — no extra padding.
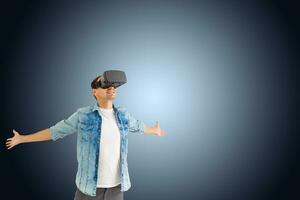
[13,129,18,135]
[6,141,11,145]
[6,138,12,141]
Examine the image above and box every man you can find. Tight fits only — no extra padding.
[5,72,166,200]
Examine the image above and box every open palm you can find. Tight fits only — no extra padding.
[154,121,166,137]
[6,129,22,150]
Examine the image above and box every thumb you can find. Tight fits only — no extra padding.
[156,121,160,128]
[13,129,19,136]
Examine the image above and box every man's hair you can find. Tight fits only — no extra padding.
[91,75,102,88]
[91,75,102,100]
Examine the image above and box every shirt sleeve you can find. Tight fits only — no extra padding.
[49,110,79,141]
[123,109,145,135]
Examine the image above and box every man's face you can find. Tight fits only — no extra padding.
[92,86,117,101]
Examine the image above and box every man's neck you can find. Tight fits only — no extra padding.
[97,100,113,109]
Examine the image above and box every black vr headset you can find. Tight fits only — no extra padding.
[91,70,127,89]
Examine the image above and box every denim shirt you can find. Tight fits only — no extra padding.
[49,102,145,196]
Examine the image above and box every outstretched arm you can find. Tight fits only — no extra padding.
[6,109,79,150]
[124,108,166,136]
[6,128,51,150]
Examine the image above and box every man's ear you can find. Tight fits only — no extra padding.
[91,88,96,95]
[91,89,97,100]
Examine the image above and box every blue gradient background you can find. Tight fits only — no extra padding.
[1,0,299,200]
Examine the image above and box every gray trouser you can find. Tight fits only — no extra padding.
[74,184,124,200]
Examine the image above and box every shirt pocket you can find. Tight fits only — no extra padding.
[119,115,129,133]
[79,123,97,141]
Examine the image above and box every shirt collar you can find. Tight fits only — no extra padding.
[92,102,117,113]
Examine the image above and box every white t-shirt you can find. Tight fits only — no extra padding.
[96,107,121,188]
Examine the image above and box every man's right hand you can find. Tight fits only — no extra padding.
[6,129,23,150]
